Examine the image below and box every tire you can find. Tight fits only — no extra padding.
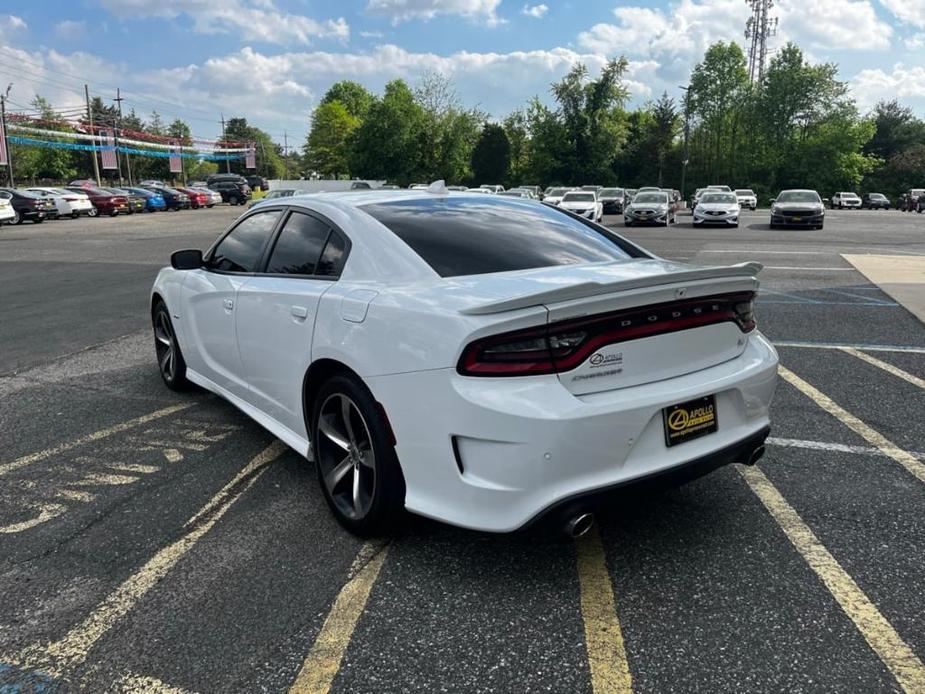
[71,211,80,219]
[152,301,190,391]
[88,207,98,217]
[12,210,22,225]
[33,217,44,224]
[110,210,119,217]
[625,220,633,227]
[312,374,405,536]
[229,195,239,206]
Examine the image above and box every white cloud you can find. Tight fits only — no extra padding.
[359,30,385,38]
[365,0,504,26]
[54,20,86,39]
[8,15,26,29]
[777,0,892,51]
[905,32,925,48]
[98,0,349,45]
[851,63,925,109]
[522,4,549,18]
[878,0,925,28]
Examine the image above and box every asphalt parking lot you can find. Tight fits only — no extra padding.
[1,206,924,692]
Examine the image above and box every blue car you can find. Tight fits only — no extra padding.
[125,187,167,212]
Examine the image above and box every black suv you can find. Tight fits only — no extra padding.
[245,175,268,191]
[209,180,252,205]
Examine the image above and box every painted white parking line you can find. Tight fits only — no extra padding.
[0,403,195,477]
[768,437,925,461]
[840,348,925,390]
[780,367,925,485]
[9,440,288,675]
[740,465,925,692]
[774,341,925,354]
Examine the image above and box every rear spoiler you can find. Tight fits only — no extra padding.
[459,262,763,316]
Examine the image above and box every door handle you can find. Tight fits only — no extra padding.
[291,305,308,320]
[223,298,234,311]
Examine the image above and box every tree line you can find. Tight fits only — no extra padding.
[6,39,924,199]
[304,42,924,199]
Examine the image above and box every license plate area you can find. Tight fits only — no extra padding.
[663,395,718,447]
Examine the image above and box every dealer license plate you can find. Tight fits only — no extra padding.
[663,395,718,447]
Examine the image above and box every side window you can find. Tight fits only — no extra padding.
[265,212,331,275]
[317,232,347,277]
[207,210,282,273]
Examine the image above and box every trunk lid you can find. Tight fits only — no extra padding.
[451,259,760,396]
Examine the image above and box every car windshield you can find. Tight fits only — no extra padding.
[777,191,821,203]
[842,193,859,198]
[563,193,595,202]
[735,189,755,196]
[634,193,668,204]
[361,197,633,278]
[601,188,622,196]
[548,188,570,196]
[701,193,737,204]
[708,186,731,192]
[870,194,886,199]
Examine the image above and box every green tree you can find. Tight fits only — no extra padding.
[321,81,374,120]
[220,117,285,179]
[348,80,426,184]
[550,58,630,183]
[470,123,510,184]
[649,92,680,186]
[503,109,530,185]
[304,101,359,177]
[413,72,483,183]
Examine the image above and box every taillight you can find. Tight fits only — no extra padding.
[457,292,756,377]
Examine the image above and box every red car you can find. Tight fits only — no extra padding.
[176,187,211,209]
[64,186,127,217]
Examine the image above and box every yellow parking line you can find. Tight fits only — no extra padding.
[840,347,925,391]
[780,366,925,484]
[576,526,633,694]
[13,440,287,674]
[0,403,195,477]
[740,465,925,692]
[289,543,389,694]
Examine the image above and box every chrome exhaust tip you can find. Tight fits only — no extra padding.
[745,445,766,466]
[565,513,595,538]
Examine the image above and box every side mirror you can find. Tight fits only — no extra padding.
[171,249,203,270]
[769,198,776,203]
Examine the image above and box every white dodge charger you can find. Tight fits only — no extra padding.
[151,188,778,535]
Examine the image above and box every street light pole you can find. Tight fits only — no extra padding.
[679,85,691,206]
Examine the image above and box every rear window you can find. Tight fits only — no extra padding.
[361,197,635,278]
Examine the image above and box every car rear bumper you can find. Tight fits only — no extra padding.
[366,332,778,532]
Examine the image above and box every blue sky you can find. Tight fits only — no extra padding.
[1,0,923,144]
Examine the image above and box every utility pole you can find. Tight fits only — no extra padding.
[114,87,132,186]
[220,113,231,173]
[679,85,691,206]
[0,84,13,187]
[85,84,101,186]
[283,130,289,180]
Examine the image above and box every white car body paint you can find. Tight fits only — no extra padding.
[694,201,740,225]
[27,187,94,216]
[152,191,778,532]
[558,192,603,221]
[0,196,14,222]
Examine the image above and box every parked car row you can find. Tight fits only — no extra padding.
[0,176,254,225]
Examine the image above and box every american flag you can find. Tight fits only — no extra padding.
[100,129,117,169]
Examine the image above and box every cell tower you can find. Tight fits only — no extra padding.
[745,0,778,82]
